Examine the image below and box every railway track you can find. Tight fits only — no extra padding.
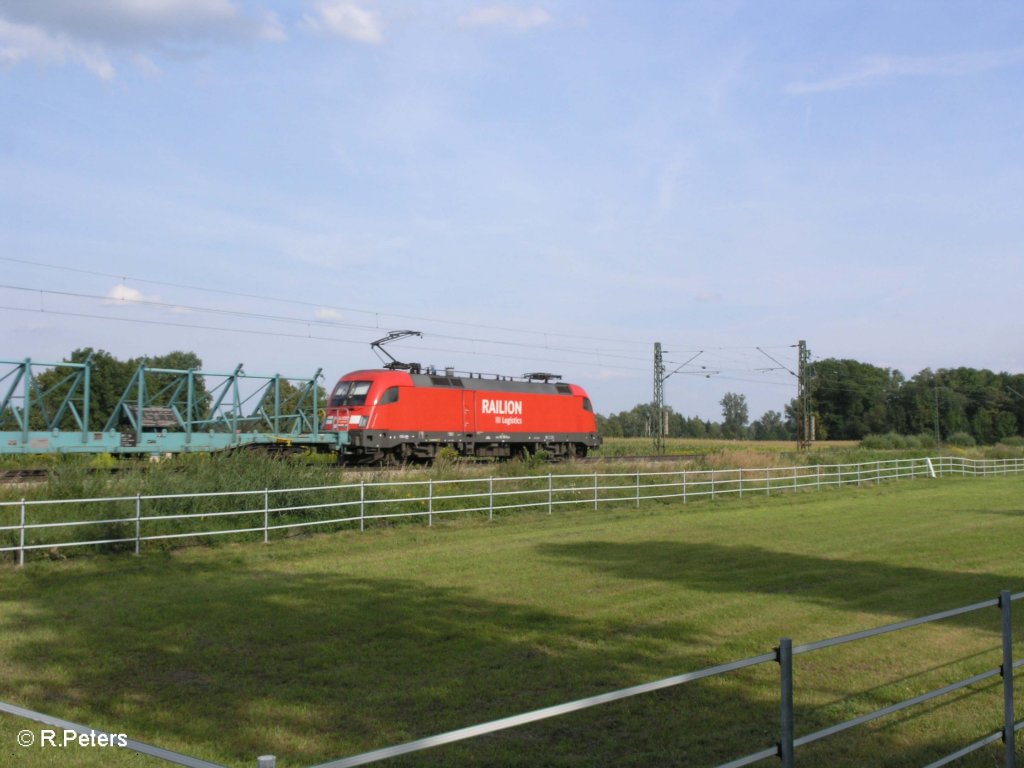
[0,469,49,485]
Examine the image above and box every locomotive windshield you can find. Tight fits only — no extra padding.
[329,380,373,407]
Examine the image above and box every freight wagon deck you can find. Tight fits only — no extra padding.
[1,357,348,456]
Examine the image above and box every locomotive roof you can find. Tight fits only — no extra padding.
[408,373,576,395]
[340,369,580,395]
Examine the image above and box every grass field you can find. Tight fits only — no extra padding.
[1,475,1023,767]
[593,436,862,457]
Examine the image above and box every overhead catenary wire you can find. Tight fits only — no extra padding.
[0,280,800,384]
[0,305,658,376]
[0,256,798,356]
[0,257,649,350]
[0,283,660,365]
[0,261,808,416]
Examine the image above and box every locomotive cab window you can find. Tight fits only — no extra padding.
[377,386,400,405]
[330,381,373,407]
[582,398,593,412]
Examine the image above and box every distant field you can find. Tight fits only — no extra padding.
[595,436,862,457]
[1,476,1023,767]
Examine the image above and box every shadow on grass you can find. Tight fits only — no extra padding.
[537,539,1024,628]
[0,547,1017,768]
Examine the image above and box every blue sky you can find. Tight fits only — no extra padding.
[1,1,1022,421]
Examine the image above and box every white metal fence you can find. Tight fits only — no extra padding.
[1,456,1021,566]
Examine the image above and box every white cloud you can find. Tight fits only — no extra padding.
[314,307,344,321]
[300,1,383,44]
[258,11,288,42]
[104,284,160,304]
[459,5,552,31]
[0,0,285,78]
[787,48,1024,95]
[0,17,114,79]
[131,52,161,76]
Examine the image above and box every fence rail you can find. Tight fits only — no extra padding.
[0,456,1021,566]
[6,588,1021,768]
[318,589,1024,768]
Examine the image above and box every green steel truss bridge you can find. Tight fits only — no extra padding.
[0,356,348,456]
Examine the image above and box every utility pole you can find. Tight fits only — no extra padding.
[797,340,811,451]
[759,343,810,450]
[653,346,707,454]
[653,342,665,454]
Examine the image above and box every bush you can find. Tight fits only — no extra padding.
[998,436,1024,448]
[859,434,893,449]
[89,453,118,471]
[433,446,461,473]
[916,433,938,449]
[947,431,976,448]
[860,432,937,450]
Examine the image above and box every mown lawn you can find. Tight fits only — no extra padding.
[0,475,1023,767]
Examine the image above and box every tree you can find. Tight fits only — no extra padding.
[30,348,135,430]
[751,410,788,440]
[808,358,898,440]
[720,392,748,439]
[22,349,210,431]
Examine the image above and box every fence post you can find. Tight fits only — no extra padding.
[135,493,141,555]
[816,464,821,490]
[360,481,365,532]
[711,469,716,500]
[778,637,795,768]
[593,472,598,511]
[18,498,26,568]
[1001,590,1016,768]
[549,473,554,515]
[766,468,770,496]
[263,489,269,544]
[739,468,743,498]
[428,479,433,526]
[682,471,687,504]
[488,477,494,521]
[876,460,881,485]
[635,472,640,508]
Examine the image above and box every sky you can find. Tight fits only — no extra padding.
[1,1,1022,422]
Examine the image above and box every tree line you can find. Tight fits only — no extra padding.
[598,358,1024,446]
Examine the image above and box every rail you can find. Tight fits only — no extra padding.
[3,589,1022,767]
[0,456,1021,566]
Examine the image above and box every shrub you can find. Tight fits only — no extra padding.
[860,432,936,450]
[947,432,976,448]
[89,453,118,471]
[433,446,461,473]
[860,434,894,449]
[916,433,938,449]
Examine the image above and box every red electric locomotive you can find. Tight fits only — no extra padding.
[321,333,601,463]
